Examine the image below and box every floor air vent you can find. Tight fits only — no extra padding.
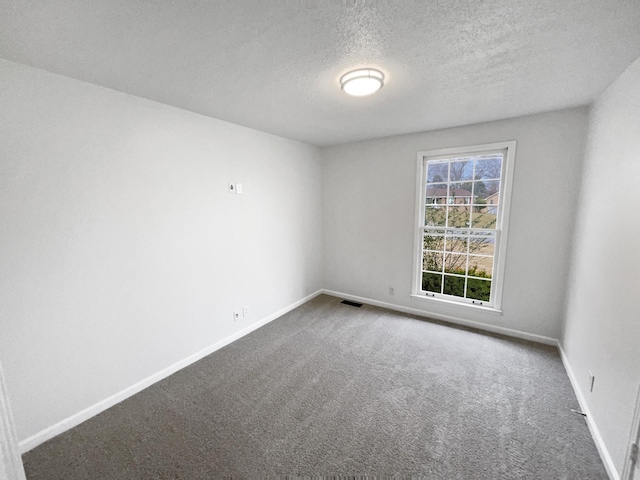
[341,300,363,307]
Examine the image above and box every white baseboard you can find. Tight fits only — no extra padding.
[557,343,619,480]
[18,290,323,454]
[321,289,558,346]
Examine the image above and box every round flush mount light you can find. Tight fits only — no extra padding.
[340,68,385,96]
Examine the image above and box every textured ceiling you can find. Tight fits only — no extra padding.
[1,0,640,146]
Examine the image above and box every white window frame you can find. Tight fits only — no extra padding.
[411,141,516,312]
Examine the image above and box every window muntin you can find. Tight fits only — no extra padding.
[413,142,515,309]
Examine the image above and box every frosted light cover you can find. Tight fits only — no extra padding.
[340,69,384,96]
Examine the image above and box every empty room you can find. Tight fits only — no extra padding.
[1,1,639,478]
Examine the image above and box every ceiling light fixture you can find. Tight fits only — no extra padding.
[340,68,384,96]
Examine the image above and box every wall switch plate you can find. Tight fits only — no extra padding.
[389,286,395,295]
[233,310,241,321]
[228,182,235,193]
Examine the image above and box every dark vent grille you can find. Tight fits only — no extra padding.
[341,300,363,307]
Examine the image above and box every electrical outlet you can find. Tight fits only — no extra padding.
[242,306,249,317]
[588,371,595,392]
[233,310,241,322]
[389,286,395,296]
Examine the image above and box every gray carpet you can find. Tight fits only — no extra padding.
[23,294,607,478]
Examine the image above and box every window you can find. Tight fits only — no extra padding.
[412,141,516,310]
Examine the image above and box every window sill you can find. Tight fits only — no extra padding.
[409,293,503,315]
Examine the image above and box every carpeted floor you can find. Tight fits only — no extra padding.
[22,294,607,478]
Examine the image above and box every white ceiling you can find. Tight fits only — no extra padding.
[1,1,640,146]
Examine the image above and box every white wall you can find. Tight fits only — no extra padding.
[0,59,323,444]
[562,57,640,476]
[321,108,589,341]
